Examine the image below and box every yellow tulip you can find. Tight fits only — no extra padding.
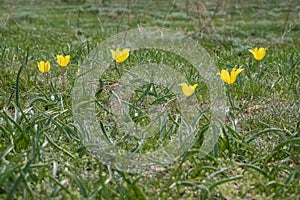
[219,68,244,85]
[57,55,70,67]
[110,48,130,63]
[37,61,51,73]
[179,82,198,97]
[248,47,266,61]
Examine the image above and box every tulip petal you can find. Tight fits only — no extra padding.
[65,55,70,65]
[38,61,50,73]
[180,82,197,97]
[219,68,243,85]
[257,47,266,60]
[116,48,121,55]
[235,68,244,75]
[110,50,116,60]
[111,48,130,63]
[192,84,198,90]
[57,55,70,67]
[116,52,129,63]
[122,48,130,54]
[38,61,44,73]
[230,68,244,84]
[220,69,231,84]
[45,61,51,72]
[249,47,266,61]
[248,49,254,55]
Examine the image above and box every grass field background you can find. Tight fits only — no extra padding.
[0,0,300,199]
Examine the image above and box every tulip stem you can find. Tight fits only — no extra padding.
[63,74,65,92]
[258,61,263,80]
[231,85,235,118]
[44,73,48,93]
[227,88,232,109]
[227,85,237,130]
[256,60,259,79]
[114,62,121,77]
[42,72,49,94]
[44,73,46,88]
[62,68,66,92]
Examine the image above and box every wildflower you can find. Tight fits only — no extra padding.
[248,47,266,61]
[110,48,130,63]
[179,82,198,97]
[37,61,51,73]
[218,68,244,85]
[57,55,70,67]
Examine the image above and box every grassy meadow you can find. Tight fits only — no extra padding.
[0,0,300,199]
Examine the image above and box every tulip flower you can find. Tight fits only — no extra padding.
[248,47,266,61]
[179,82,198,97]
[110,48,130,63]
[37,61,51,73]
[57,55,70,67]
[219,68,244,85]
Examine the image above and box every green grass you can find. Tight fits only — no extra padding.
[0,0,300,199]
